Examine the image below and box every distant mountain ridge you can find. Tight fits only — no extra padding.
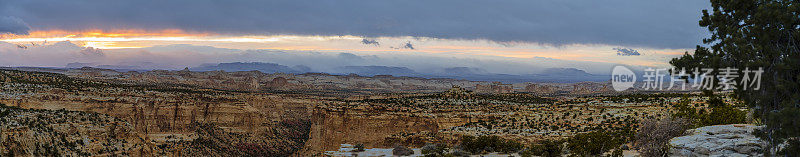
[335,66,419,76]
[66,62,609,83]
[189,62,309,74]
[542,68,594,76]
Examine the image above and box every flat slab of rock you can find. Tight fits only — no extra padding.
[669,124,764,157]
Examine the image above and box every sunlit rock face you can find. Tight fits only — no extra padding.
[0,105,149,156]
[669,124,765,157]
[303,108,458,152]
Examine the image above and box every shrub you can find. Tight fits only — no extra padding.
[766,107,800,155]
[421,143,447,156]
[448,148,471,157]
[520,139,563,157]
[566,131,625,156]
[673,97,746,127]
[704,105,746,125]
[353,143,365,152]
[392,145,414,156]
[778,138,800,156]
[459,135,523,154]
[610,148,623,157]
[634,117,691,157]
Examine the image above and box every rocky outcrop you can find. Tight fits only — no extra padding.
[669,124,765,157]
[158,121,311,157]
[475,82,513,94]
[0,104,150,156]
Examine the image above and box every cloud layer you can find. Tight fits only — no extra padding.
[0,16,29,34]
[614,48,641,56]
[0,41,636,75]
[0,0,709,49]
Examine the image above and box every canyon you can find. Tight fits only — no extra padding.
[0,67,706,156]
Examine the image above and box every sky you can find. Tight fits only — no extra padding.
[0,0,711,75]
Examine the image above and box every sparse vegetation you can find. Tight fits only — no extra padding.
[672,97,746,127]
[520,139,563,157]
[459,135,523,154]
[392,145,414,156]
[566,130,626,156]
[421,143,448,156]
[0,67,754,156]
[0,103,139,156]
[353,143,366,152]
[634,117,692,157]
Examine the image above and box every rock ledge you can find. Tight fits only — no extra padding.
[669,124,764,157]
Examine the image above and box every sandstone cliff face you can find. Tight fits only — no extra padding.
[0,92,316,156]
[0,69,317,156]
[669,124,765,157]
[303,108,455,153]
[0,105,149,156]
[523,82,613,95]
[1,92,311,135]
[475,82,513,94]
[1,68,693,156]
[156,121,311,157]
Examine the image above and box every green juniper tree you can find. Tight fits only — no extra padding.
[670,0,800,155]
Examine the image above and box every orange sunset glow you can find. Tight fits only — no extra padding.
[2,1,794,156]
[0,29,686,68]
[0,29,365,49]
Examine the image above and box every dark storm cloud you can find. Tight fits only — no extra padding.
[402,42,414,50]
[0,16,29,35]
[390,41,415,50]
[614,48,641,56]
[361,39,380,46]
[0,0,709,49]
[0,42,627,75]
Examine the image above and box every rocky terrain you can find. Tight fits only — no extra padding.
[6,67,628,96]
[0,69,314,156]
[0,104,147,156]
[670,124,765,156]
[0,67,740,156]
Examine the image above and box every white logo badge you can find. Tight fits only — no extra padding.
[611,66,636,91]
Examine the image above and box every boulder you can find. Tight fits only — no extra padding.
[669,124,765,156]
[393,145,414,156]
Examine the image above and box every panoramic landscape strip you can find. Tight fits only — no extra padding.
[0,0,798,156]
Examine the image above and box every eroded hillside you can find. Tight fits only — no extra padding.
[0,68,719,156]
